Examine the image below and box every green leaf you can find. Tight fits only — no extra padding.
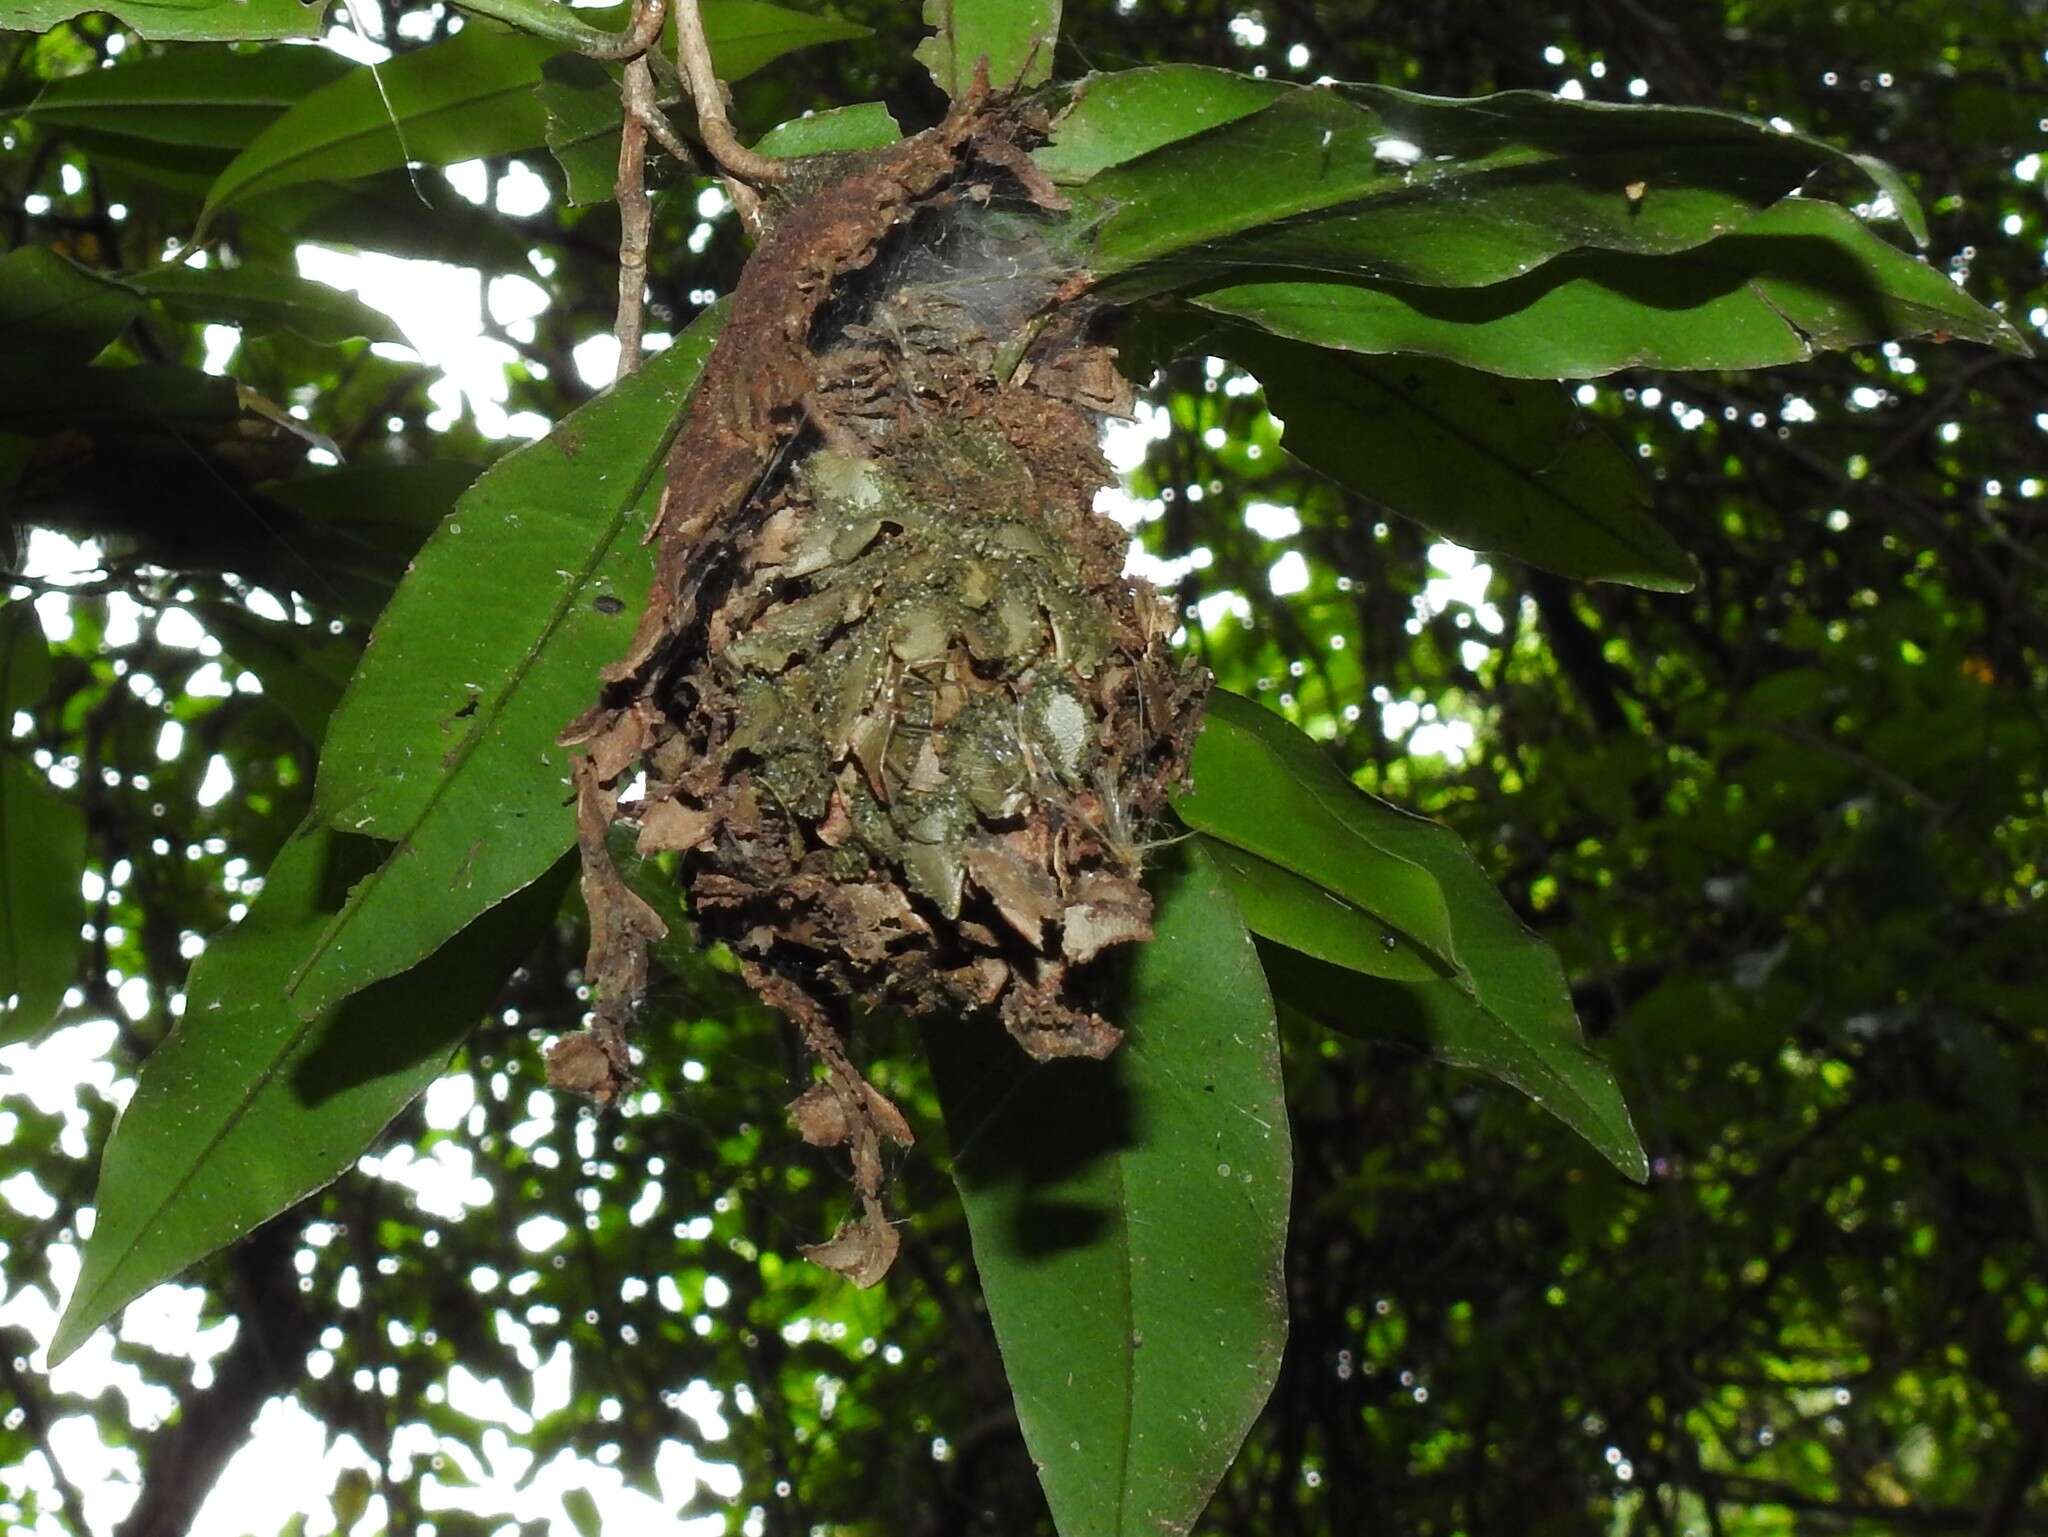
[11,44,353,149]
[1035,65,1285,184]
[284,307,724,1020]
[1195,197,2031,379]
[199,29,558,226]
[754,101,904,158]
[1079,83,1926,294]
[131,263,403,344]
[5,0,329,43]
[1189,322,1694,590]
[1263,944,1646,1180]
[1176,690,1460,968]
[1183,692,1647,1180]
[915,0,1061,97]
[0,248,143,364]
[930,841,1288,1536]
[690,0,869,77]
[0,361,242,436]
[1,606,86,1047]
[47,827,565,1368]
[1197,835,1442,983]
[536,54,630,208]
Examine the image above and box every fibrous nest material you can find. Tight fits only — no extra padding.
[554,82,1207,1284]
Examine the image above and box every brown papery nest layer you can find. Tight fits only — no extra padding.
[554,84,1207,1285]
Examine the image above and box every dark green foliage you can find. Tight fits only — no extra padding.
[1,0,2043,1534]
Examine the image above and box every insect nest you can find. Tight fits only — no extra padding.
[555,89,1207,1284]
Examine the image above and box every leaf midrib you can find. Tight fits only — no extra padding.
[281,403,684,1014]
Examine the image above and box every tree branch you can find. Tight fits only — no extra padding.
[672,0,784,235]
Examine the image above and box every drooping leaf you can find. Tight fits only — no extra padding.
[1198,835,1443,983]
[6,0,329,43]
[1263,943,1647,1180]
[132,263,404,344]
[915,0,1062,97]
[1175,690,1460,968]
[0,606,86,1047]
[0,248,143,364]
[1077,83,1926,295]
[1186,321,1694,590]
[47,827,566,1368]
[1035,65,1285,183]
[9,44,352,149]
[1182,691,1647,1180]
[930,841,1288,1536]
[284,306,724,1019]
[1195,197,2031,378]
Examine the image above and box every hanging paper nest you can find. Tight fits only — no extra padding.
[554,84,1206,1284]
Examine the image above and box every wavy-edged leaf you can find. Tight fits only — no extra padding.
[1176,690,1458,967]
[1036,65,1284,184]
[1186,692,1646,1179]
[48,827,565,1367]
[930,841,1288,1536]
[916,0,1061,97]
[1078,83,1924,295]
[10,45,352,149]
[0,248,142,364]
[132,263,403,344]
[1176,320,1693,590]
[284,307,723,1019]
[6,0,329,42]
[1,607,86,1047]
[1196,197,2031,378]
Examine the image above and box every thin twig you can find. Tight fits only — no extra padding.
[580,0,666,59]
[672,0,785,236]
[613,57,656,378]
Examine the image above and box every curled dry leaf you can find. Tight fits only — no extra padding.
[558,76,1205,1280]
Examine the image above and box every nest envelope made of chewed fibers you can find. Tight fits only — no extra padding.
[551,83,1207,1287]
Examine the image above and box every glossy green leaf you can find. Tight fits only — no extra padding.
[1198,835,1442,982]
[0,248,142,364]
[198,0,866,219]
[916,0,1061,97]
[285,307,724,1019]
[6,0,328,42]
[1264,944,1646,1181]
[132,263,403,344]
[200,29,557,226]
[1079,83,1925,294]
[535,54,631,208]
[754,101,903,158]
[1184,693,1646,1180]
[1,606,85,1047]
[1035,65,1284,184]
[47,827,565,1367]
[1176,690,1459,968]
[1195,197,2031,379]
[10,45,352,149]
[930,841,1288,1536]
[1198,323,1694,590]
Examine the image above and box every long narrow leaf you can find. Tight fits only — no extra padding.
[931,842,1288,1536]
[286,307,723,1020]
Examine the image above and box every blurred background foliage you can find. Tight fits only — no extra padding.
[1,0,2045,1534]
